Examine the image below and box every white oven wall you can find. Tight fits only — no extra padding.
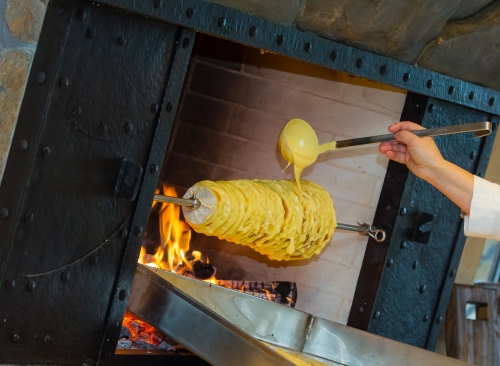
[163,34,407,324]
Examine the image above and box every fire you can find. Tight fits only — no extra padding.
[138,185,216,281]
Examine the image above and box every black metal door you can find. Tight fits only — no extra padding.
[0,0,194,364]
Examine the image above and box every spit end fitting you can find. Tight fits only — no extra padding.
[189,194,201,210]
[357,221,386,242]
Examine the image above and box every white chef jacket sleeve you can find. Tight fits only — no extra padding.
[464,175,500,240]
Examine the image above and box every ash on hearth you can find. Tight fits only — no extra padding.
[118,311,189,352]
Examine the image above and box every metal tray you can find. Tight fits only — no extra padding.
[127,265,468,366]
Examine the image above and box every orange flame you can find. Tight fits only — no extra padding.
[138,185,214,279]
[263,289,273,302]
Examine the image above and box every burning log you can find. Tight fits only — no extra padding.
[212,280,297,307]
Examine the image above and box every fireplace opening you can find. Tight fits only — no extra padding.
[121,31,407,354]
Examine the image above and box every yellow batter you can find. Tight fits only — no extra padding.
[182,179,336,261]
[278,119,336,194]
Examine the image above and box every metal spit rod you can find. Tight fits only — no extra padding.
[154,194,386,242]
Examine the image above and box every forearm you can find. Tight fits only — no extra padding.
[424,160,474,215]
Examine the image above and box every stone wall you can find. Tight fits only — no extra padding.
[0,0,47,185]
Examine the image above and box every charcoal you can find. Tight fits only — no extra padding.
[131,340,161,350]
[159,341,176,351]
[119,326,132,340]
[117,339,132,349]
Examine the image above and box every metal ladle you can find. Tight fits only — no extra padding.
[154,194,386,242]
[278,119,492,173]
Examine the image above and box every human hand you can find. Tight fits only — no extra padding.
[379,121,445,181]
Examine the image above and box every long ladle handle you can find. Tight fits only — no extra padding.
[334,121,492,149]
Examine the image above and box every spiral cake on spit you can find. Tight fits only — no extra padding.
[182,179,336,261]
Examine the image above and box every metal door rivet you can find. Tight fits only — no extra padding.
[150,103,159,114]
[400,207,407,216]
[182,38,190,49]
[154,0,162,8]
[304,42,311,53]
[373,311,380,319]
[24,213,34,224]
[427,104,434,113]
[61,270,70,282]
[218,17,226,27]
[403,73,409,82]
[77,9,86,21]
[72,106,82,116]
[135,226,143,237]
[60,77,70,89]
[330,51,337,62]
[1,207,9,220]
[419,285,427,293]
[276,35,284,46]
[387,259,393,268]
[119,290,126,300]
[124,122,133,134]
[186,7,194,18]
[468,92,474,101]
[42,146,51,158]
[249,26,256,37]
[5,279,15,291]
[98,123,107,135]
[380,65,387,75]
[423,314,429,322]
[489,97,495,106]
[36,72,46,84]
[18,139,28,152]
[356,58,363,68]
[44,335,51,343]
[166,102,173,113]
[409,100,420,110]
[11,334,20,343]
[89,254,98,266]
[400,241,407,249]
[436,316,443,324]
[412,260,419,269]
[27,280,36,293]
[54,6,64,15]
[150,164,159,175]
[120,229,129,240]
[449,269,456,277]
[426,80,432,89]
[448,86,454,95]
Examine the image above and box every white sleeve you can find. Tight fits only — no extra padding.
[464,175,500,240]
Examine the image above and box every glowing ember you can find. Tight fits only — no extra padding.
[119,311,179,351]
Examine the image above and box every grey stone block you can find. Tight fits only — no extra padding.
[417,1,500,91]
[5,0,47,43]
[450,0,493,21]
[0,47,34,185]
[295,0,463,63]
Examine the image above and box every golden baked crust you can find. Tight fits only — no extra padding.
[184,180,336,261]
